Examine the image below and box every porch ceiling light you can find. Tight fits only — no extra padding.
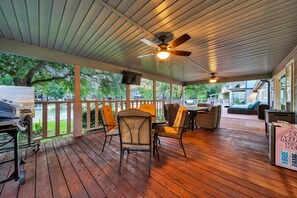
[209,73,217,83]
[157,50,170,60]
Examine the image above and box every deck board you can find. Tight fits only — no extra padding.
[1,122,297,198]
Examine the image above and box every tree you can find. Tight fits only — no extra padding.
[0,52,125,100]
[0,52,74,86]
[185,83,223,100]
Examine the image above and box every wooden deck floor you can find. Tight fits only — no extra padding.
[1,122,297,197]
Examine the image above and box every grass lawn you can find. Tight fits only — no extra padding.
[33,119,73,137]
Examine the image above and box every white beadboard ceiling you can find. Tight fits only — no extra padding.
[1,0,297,84]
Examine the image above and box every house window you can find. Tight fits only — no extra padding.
[275,59,294,111]
[279,75,286,110]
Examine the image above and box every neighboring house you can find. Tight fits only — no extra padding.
[218,80,259,106]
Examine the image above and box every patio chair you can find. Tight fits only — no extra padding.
[117,109,152,176]
[139,104,156,121]
[163,103,180,126]
[99,106,119,153]
[195,105,221,131]
[157,106,188,157]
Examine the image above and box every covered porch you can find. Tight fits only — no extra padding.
[1,0,297,197]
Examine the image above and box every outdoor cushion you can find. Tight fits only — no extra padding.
[228,105,248,109]
[101,106,117,131]
[247,100,261,110]
[158,126,178,134]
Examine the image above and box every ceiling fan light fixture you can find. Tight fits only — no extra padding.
[209,73,217,83]
[157,50,170,60]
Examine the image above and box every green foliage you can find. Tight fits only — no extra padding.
[185,83,223,100]
[172,84,182,99]
[0,52,127,100]
[97,71,126,99]
[82,109,103,128]
[130,78,153,100]
[157,81,170,99]
[33,120,43,135]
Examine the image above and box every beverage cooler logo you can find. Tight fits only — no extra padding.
[277,129,297,170]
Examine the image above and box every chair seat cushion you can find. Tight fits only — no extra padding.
[107,127,119,136]
[158,131,179,138]
[159,126,178,134]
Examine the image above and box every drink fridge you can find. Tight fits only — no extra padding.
[268,122,297,171]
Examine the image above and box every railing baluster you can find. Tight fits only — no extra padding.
[56,103,60,137]
[42,103,48,139]
[67,102,71,134]
[87,102,91,130]
[95,101,99,128]
[115,102,119,116]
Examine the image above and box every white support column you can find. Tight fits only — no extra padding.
[153,80,157,105]
[170,83,173,103]
[182,86,186,106]
[73,65,83,137]
[126,84,131,109]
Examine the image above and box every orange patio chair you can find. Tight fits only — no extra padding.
[139,104,156,121]
[99,106,119,153]
[157,106,188,157]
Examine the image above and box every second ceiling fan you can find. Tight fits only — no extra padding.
[138,33,192,60]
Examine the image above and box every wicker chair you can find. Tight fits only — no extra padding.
[157,106,188,157]
[163,103,180,126]
[195,105,221,131]
[99,106,119,153]
[117,109,152,176]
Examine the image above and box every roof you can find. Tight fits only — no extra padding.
[1,0,297,84]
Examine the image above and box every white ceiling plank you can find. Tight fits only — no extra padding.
[39,0,52,48]
[67,2,104,53]
[136,0,185,26]
[89,24,138,59]
[0,8,13,39]
[12,0,31,43]
[86,17,132,58]
[60,0,94,52]
[47,0,66,49]
[0,0,22,40]
[26,0,39,45]
[72,7,111,55]
[130,0,164,22]
[143,0,204,30]
[78,12,120,57]
[54,0,80,51]
[123,0,150,18]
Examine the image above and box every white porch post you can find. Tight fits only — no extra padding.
[182,86,186,106]
[153,80,157,104]
[170,83,173,103]
[126,84,131,108]
[73,65,82,137]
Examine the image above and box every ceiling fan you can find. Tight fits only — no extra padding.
[138,33,192,60]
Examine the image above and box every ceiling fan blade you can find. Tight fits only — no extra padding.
[137,54,154,58]
[169,34,191,48]
[171,50,191,56]
[140,39,158,48]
